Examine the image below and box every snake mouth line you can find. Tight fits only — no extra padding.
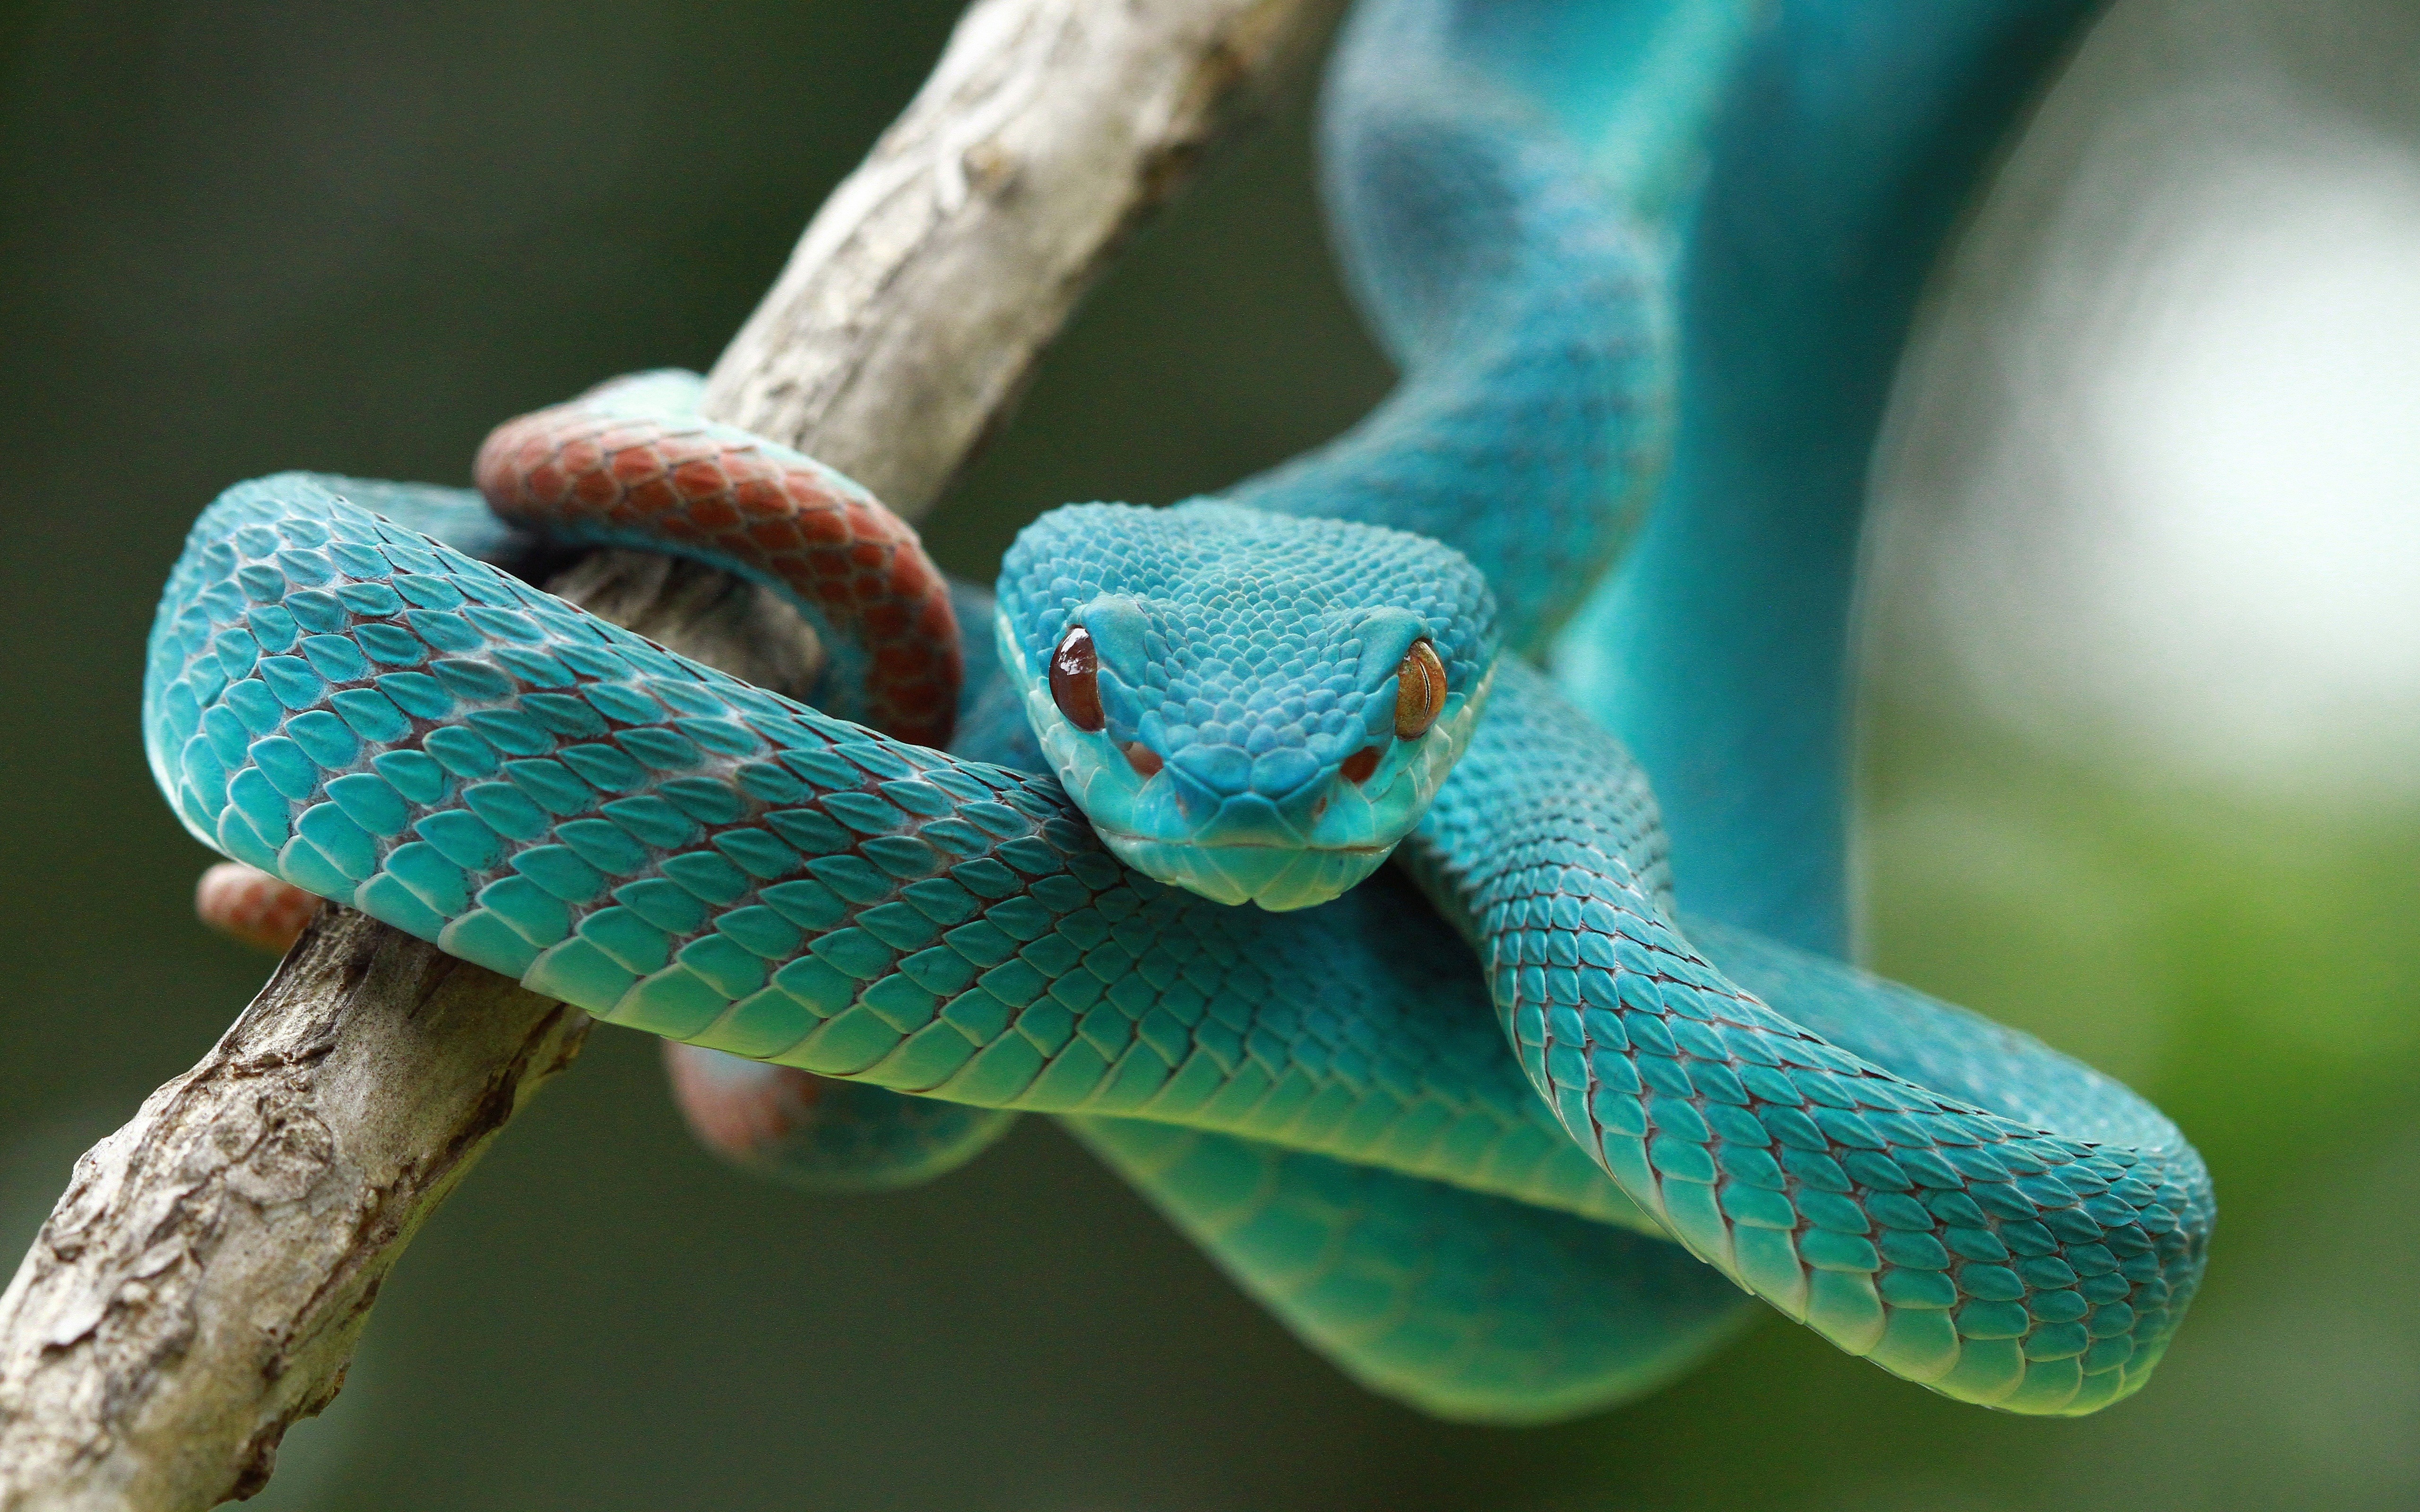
[1090,824,1392,856]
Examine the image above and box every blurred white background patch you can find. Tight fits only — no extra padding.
[1874,0,2420,804]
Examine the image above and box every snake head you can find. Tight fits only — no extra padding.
[998,501,1499,911]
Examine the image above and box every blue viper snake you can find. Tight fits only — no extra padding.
[146,0,2208,1423]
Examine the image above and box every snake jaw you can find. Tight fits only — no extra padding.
[1090,830,1399,911]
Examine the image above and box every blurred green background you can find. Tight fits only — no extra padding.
[5,0,2419,1507]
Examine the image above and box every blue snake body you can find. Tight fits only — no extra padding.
[1554,0,2107,953]
[144,0,2211,1424]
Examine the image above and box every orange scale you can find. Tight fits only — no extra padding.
[610,448,669,485]
[555,439,605,475]
[847,542,888,569]
[653,450,716,481]
[732,478,790,515]
[570,472,622,508]
[685,497,743,532]
[745,520,806,553]
[670,459,732,496]
[862,602,913,638]
[523,464,565,498]
[621,476,681,515]
[552,480,602,510]
[795,510,851,547]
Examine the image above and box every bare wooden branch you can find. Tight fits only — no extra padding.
[702,0,1342,516]
[0,0,1339,1506]
[0,928,588,1512]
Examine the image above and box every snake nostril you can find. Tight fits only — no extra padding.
[1340,745,1381,784]
[1124,741,1163,777]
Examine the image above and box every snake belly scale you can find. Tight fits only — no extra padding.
[146,0,2209,1423]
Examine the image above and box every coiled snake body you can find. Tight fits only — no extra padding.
[147,0,2209,1423]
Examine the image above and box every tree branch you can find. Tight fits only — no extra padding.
[703,0,1336,516]
[0,2,1338,1507]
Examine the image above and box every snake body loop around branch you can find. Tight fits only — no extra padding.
[157,0,2208,1422]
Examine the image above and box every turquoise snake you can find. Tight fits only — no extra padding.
[148,0,2208,1424]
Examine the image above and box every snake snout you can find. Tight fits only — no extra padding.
[1092,729,1461,911]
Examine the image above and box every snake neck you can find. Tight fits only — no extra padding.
[1394,659,1677,946]
[1550,0,2103,957]
[1223,0,1763,658]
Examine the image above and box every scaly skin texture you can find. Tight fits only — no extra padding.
[151,0,2209,1424]
[476,369,959,748]
[1069,1117,1751,1425]
[152,481,1658,1234]
[148,472,2207,1416]
[995,502,1498,910]
[1403,667,2209,1413]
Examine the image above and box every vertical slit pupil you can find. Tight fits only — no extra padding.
[1050,625,1105,731]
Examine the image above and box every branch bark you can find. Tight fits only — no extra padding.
[703,0,1336,516]
[0,2,1338,1507]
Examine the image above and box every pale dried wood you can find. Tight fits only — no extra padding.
[702,0,1340,516]
[0,0,1339,1506]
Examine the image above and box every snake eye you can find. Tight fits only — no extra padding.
[1394,640,1446,739]
[1050,624,1105,731]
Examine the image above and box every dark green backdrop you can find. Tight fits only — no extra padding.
[5,2,2418,1509]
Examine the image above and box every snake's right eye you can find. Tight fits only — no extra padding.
[1050,624,1105,731]
[1394,639,1446,739]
